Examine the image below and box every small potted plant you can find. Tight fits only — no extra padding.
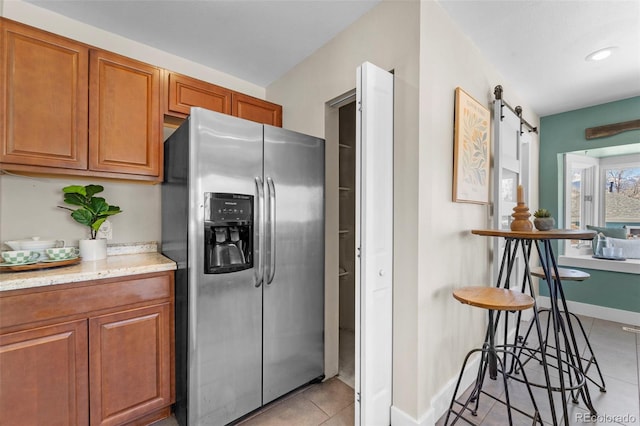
[58,184,122,260]
[533,208,555,231]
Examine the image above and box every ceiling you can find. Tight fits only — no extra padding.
[21,0,382,87]
[438,0,640,117]
[20,0,640,117]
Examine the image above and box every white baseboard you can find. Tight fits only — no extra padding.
[536,296,640,326]
[401,327,519,426]
[390,354,480,426]
[424,354,481,425]
[390,404,433,426]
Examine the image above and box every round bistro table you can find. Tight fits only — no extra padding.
[471,229,596,426]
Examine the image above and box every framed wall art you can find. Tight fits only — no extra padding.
[452,87,491,204]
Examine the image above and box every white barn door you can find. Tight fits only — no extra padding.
[355,62,394,425]
[492,99,531,302]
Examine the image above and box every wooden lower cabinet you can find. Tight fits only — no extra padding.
[0,320,89,426]
[90,303,171,426]
[0,271,174,426]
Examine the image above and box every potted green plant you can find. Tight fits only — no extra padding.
[533,208,554,231]
[58,184,122,260]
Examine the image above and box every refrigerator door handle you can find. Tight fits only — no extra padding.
[254,176,265,287]
[266,176,276,284]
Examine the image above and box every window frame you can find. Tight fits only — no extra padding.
[563,153,599,255]
[563,152,640,255]
[598,153,640,225]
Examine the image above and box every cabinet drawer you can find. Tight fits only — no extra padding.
[0,272,173,331]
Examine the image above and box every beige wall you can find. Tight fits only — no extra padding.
[267,0,422,419]
[268,0,539,422]
[0,174,160,246]
[417,1,539,420]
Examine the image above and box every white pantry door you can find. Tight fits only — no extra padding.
[355,62,394,426]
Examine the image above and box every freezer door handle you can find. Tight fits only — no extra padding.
[254,176,265,287]
[266,176,276,284]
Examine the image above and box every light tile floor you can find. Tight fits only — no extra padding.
[153,316,638,426]
[152,377,354,426]
[437,316,640,426]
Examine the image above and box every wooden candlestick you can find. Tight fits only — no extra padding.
[511,200,533,231]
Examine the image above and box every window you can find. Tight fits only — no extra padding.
[600,157,640,227]
[563,152,640,255]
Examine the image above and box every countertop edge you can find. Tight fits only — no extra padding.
[0,252,177,292]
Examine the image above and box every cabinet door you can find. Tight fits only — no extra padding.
[0,320,89,426]
[89,49,161,177]
[166,72,232,117]
[89,303,171,426]
[232,92,283,127]
[0,18,89,169]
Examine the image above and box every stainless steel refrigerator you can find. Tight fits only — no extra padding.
[161,108,325,426]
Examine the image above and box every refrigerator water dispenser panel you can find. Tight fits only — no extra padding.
[204,193,253,274]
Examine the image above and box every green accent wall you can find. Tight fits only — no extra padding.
[545,268,640,312]
[539,96,640,313]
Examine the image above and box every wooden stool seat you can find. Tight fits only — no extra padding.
[446,286,543,424]
[453,286,534,311]
[530,267,590,281]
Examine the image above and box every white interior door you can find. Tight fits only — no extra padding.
[355,62,394,426]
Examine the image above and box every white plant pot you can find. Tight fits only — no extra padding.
[79,238,107,261]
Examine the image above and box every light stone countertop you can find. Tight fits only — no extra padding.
[0,252,177,292]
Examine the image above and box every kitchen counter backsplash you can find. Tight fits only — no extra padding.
[0,242,176,292]
[106,241,159,255]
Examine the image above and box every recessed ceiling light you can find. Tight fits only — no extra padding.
[585,47,616,62]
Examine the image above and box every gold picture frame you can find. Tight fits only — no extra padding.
[453,87,491,204]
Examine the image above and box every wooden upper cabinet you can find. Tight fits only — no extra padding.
[89,49,162,178]
[166,71,232,117]
[232,92,283,127]
[162,70,283,127]
[0,18,89,169]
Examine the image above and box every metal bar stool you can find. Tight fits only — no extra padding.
[518,267,606,395]
[445,286,543,425]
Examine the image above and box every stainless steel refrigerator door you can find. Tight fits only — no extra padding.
[188,108,264,425]
[262,126,325,404]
